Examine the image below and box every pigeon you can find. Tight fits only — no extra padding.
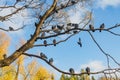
[39,15,42,19]
[30,34,33,38]
[71,0,76,4]
[77,38,82,47]
[86,67,90,75]
[74,24,79,29]
[54,8,58,13]
[3,54,7,59]
[49,58,53,64]
[52,25,60,33]
[41,32,45,38]
[9,27,14,31]
[67,23,72,26]
[69,68,75,74]
[43,40,47,47]
[57,25,64,30]
[40,52,47,59]
[53,39,56,46]
[89,24,95,32]
[99,23,105,32]
[61,4,64,8]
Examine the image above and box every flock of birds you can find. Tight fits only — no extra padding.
[39,22,105,47]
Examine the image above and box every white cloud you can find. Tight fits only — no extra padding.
[97,0,120,9]
[80,60,106,72]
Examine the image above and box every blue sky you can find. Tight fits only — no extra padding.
[1,0,120,79]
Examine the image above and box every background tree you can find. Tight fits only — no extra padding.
[0,0,120,79]
[0,32,54,80]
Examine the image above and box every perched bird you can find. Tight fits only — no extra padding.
[49,58,53,64]
[69,68,75,74]
[9,27,14,31]
[30,34,33,38]
[35,22,38,27]
[61,4,64,8]
[71,0,76,4]
[43,40,47,47]
[3,54,7,59]
[41,32,45,38]
[39,15,42,19]
[52,25,60,33]
[99,23,105,32]
[54,8,58,13]
[74,24,79,29]
[53,39,56,46]
[89,24,95,32]
[57,25,64,30]
[52,26,56,30]
[86,67,90,75]
[77,38,82,47]
[40,52,47,59]
[67,23,72,26]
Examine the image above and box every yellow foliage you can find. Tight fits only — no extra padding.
[33,66,52,80]
[0,31,10,59]
[0,66,16,80]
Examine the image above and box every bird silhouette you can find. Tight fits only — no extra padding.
[41,32,45,38]
[61,4,64,8]
[30,34,33,38]
[43,40,47,47]
[9,27,14,31]
[52,26,60,33]
[86,67,90,75]
[89,24,95,32]
[40,52,47,59]
[77,38,82,47]
[99,23,105,32]
[35,22,38,27]
[57,25,64,30]
[3,54,7,59]
[74,24,78,29]
[69,68,74,74]
[53,39,56,46]
[49,58,53,64]
[71,0,75,4]
[39,15,42,19]
[67,23,72,26]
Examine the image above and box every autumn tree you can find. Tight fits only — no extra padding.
[0,0,120,80]
[0,32,53,80]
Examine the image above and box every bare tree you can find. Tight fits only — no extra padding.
[0,0,120,79]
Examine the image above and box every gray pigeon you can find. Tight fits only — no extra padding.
[9,27,14,31]
[43,40,47,47]
[3,54,7,59]
[69,68,75,74]
[86,67,90,75]
[40,52,47,59]
[49,58,53,64]
[89,24,95,32]
[41,32,45,38]
[53,39,56,46]
[99,23,105,32]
